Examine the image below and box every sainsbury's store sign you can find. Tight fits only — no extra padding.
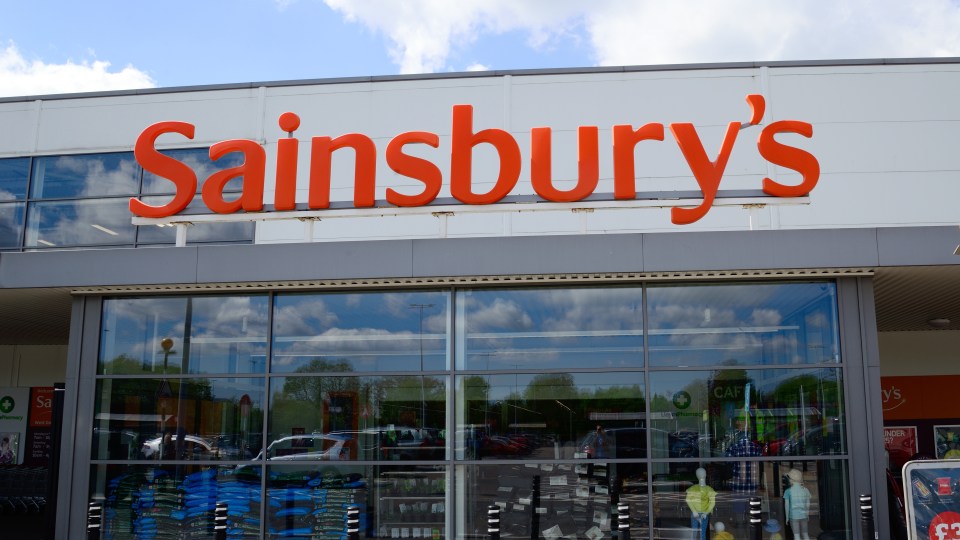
[129,94,818,225]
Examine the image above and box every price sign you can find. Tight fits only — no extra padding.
[930,512,960,540]
[904,461,960,540]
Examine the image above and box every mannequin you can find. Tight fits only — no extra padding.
[713,521,733,540]
[784,469,811,540]
[686,468,716,540]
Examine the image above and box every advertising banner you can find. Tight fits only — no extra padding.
[887,426,920,468]
[903,460,960,540]
[0,387,30,465]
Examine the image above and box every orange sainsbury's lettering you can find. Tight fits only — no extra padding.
[130,96,819,225]
[758,120,819,197]
[130,121,197,218]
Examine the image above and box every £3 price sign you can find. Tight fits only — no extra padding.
[930,511,960,540]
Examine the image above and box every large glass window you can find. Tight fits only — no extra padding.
[30,152,139,199]
[647,282,839,367]
[0,157,29,200]
[92,377,265,461]
[269,375,447,461]
[457,287,645,371]
[272,291,449,373]
[89,282,850,539]
[99,295,269,375]
[141,147,245,195]
[649,368,845,459]
[0,202,25,249]
[25,199,136,248]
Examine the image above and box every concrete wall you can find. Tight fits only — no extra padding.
[0,345,68,387]
[878,330,960,376]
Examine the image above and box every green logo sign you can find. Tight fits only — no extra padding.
[0,395,14,414]
[672,391,692,410]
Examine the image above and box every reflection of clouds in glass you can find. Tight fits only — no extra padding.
[649,285,779,309]
[30,200,134,246]
[0,188,15,201]
[466,297,533,331]
[751,308,782,326]
[806,311,829,329]
[274,298,339,336]
[652,304,739,329]
[192,296,267,339]
[53,155,139,197]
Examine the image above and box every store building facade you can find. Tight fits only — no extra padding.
[0,59,958,540]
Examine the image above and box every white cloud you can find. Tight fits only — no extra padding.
[0,42,155,98]
[321,0,960,73]
[466,63,489,72]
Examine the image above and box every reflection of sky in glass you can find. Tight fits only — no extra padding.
[458,287,644,370]
[648,367,844,458]
[0,202,24,248]
[26,199,135,247]
[647,282,839,367]
[272,291,450,373]
[99,295,269,375]
[0,158,29,200]
[142,148,245,195]
[31,153,139,198]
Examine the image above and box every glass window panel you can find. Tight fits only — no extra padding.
[30,152,139,198]
[651,460,849,540]
[457,287,644,371]
[269,375,447,461]
[263,464,446,540]
[0,202,24,249]
[647,282,840,367]
[90,464,263,538]
[141,147,245,194]
[0,157,29,200]
[272,291,450,373]
[25,199,135,248]
[92,377,265,461]
[99,295,269,375]
[649,368,845,459]
[458,463,649,539]
[136,214,254,245]
[455,372,645,460]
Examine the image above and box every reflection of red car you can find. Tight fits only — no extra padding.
[480,436,525,457]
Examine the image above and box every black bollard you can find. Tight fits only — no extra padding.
[617,502,630,540]
[859,494,876,540]
[531,476,541,540]
[213,502,228,540]
[86,501,103,540]
[611,502,619,540]
[748,497,762,540]
[347,505,361,540]
[488,504,501,540]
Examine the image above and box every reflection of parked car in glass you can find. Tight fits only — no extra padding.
[331,428,443,460]
[140,434,217,460]
[262,433,351,461]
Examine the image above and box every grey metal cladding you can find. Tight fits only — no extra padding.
[642,228,881,271]
[410,234,644,277]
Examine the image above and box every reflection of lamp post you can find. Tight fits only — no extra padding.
[156,338,176,436]
[160,337,175,373]
[410,303,434,427]
[555,400,574,445]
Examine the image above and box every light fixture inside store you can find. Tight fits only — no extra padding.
[91,224,119,236]
[927,318,951,329]
[37,239,55,247]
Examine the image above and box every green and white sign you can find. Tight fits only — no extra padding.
[0,387,30,465]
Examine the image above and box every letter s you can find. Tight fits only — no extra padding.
[758,120,819,197]
[130,122,198,218]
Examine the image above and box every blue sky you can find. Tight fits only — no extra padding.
[1,0,959,96]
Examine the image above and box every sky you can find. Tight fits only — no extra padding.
[1,0,959,97]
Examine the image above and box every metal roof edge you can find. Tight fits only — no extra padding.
[1,57,959,104]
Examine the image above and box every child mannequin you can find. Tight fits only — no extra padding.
[685,467,716,540]
[714,521,733,540]
[784,469,811,540]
